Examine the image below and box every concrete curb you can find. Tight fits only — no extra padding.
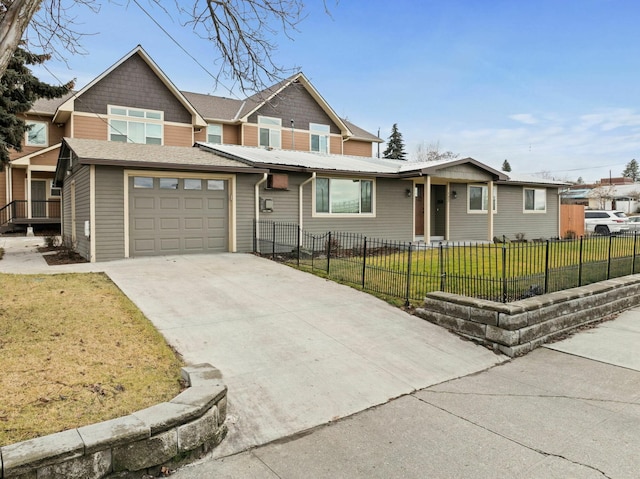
[415,274,640,356]
[0,364,227,479]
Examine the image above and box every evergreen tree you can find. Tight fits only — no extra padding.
[382,123,407,160]
[0,47,73,168]
[622,159,640,182]
[501,159,512,172]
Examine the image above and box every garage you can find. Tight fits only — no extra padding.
[129,175,229,256]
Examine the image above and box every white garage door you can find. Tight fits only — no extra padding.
[129,176,228,256]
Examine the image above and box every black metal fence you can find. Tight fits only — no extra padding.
[254,220,640,304]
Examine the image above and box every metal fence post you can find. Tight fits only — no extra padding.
[297,226,301,267]
[326,231,332,274]
[544,240,550,294]
[253,220,257,253]
[439,243,446,292]
[312,235,316,270]
[502,243,507,303]
[272,222,276,259]
[405,244,413,306]
[633,231,638,275]
[361,237,367,288]
[578,236,584,286]
[607,234,613,280]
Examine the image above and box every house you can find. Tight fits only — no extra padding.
[6,45,565,262]
[562,183,640,213]
[1,45,381,234]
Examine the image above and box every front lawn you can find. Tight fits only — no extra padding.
[0,272,184,446]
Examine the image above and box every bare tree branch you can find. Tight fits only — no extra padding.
[0,0,44,79]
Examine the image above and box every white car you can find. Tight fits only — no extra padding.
[584,210,629,235]
[626,216,640,232]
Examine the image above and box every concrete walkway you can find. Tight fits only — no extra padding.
[0,236,505,458]
[173,311,640,478]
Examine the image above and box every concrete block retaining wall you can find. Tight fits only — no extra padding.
[415,275,640,357]
[0,364,227,479]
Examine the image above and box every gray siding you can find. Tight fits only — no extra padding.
[494,185,560,240]
[75,54,192,124]
[73,166,91,260]
[95,166,125,261]
[62,180,72,241]
[436,164,494,182]
[248,84,341,134]
[236,173,264,252]
[448,182,560,241]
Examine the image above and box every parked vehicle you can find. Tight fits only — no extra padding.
[626,216,640,231]
[584,210,629,235]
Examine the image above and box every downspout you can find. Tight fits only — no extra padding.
[255,173,268,252]
[299,172,315,230]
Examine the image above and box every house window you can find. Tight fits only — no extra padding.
[109,106,163,145]
[133,176,154,188]
[50,186,61,197]
[315,178,374,215]
[207,124,222,144]
[25,120,48,146]
[468,184,497,213]
[207,180,225,190]
[159,178,179,189]
[258,116,281,148]
[524,188,546,212]
[184,179,202,190]
[310,123,330,153]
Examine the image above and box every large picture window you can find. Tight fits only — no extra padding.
[310,123,330,153]
[258,116,281,148]
[524,188,546,212]
[315,178,374,215]
[109,106,163,145]
[468,184,497,213]
[25,120,48,146]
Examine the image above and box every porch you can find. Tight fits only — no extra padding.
[0,200,61,232]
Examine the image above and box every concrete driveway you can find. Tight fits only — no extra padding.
[0,237,505,456]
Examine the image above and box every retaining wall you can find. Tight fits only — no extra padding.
[0,363,227,478]
[415,275,640,357]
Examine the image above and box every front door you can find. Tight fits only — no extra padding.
[31,180,47,218]
[431,185,446,237]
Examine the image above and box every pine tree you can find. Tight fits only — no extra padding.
[382,123,407,160]
[622,159,640,182]
[0,47,74,168]
[501,159,512,172]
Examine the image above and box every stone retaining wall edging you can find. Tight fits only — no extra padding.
[415,275,640,357]
[0,363,227,479]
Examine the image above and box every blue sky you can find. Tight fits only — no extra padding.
[29,0,640,182]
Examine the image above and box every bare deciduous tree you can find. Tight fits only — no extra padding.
[588,185,615,209]
[413,141,458,162]
[0,0,316,93]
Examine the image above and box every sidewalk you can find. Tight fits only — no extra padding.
[172,310,640,478]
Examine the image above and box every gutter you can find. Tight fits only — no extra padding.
[299,172,316,230]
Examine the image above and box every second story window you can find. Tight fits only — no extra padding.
[258,115,281,148]
[109,106,163,145]
[25,120,48,147]
[310,123,330,153]
[207,124,223,144]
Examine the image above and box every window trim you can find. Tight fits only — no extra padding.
[207,123,223,144]
[312,177,376,217]
[523,187,547,213]
[258,115,282,149]
[108,105,164,145]
[25,120,48,147]
[309,123,330,153]
[467,184,498,214]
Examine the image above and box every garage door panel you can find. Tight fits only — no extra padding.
[184,198,204,209]
[134,218,155,230]
[134,197,155,209]
[184,237,205,250]
[130,176,229,257]
[160,197,180,209]
[184,218,204,230]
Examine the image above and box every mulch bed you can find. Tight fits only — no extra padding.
[38,246,88,265]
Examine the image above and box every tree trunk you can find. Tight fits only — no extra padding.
[0,0,43,79]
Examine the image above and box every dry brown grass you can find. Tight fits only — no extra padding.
[0,272,184,446]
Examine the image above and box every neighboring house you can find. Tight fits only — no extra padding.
[3,45,565,262]
[1,45,382,233]
[562,184,640,213]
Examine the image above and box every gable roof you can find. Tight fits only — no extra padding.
[53,46,206,126]
[180,91,244,121]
